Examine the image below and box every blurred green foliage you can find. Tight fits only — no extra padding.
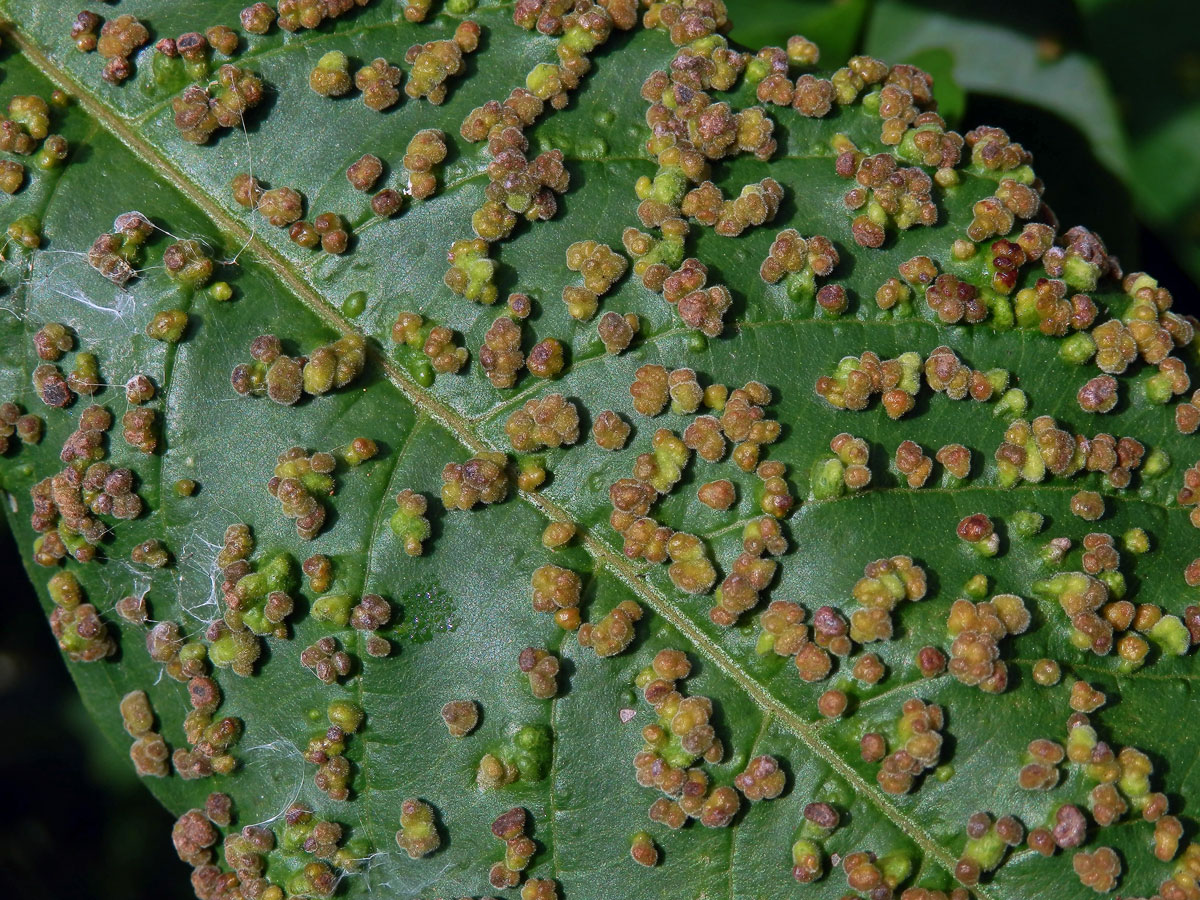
[730,0,1200,298]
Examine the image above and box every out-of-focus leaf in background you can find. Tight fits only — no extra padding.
[1077,0,1200,285]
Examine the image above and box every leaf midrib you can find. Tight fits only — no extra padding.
[3,23,990,895]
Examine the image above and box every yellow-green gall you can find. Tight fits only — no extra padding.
[0,160,24,194]
[163,240,214,288]
[328,699,364,734]
[310,51,352,97]
[146,309,188,343]
[577,600,642,657]
[445,238,497,304]
[396,799,440,858]
[633,429,689,494]
[390,489,431,556]
[541,521,575,549]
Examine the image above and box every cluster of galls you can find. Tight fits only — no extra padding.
[834,848,917,899]
[788,799,842,883]
[927,345,1012,408]
[275,0,371,32]
[0,94,68,196]
[562,240,627,320]
[679,177,783,237]
[231,332,366,406]
[172,65,264,143]
[304,699,365,802]
[698,380,782,470]
[530,563,582,630]
[301,636,351,684]
[44,570,112,662]
[519,647,560,699]
[835,135,936,248]
[471,130,569,243]
[945,593,1030,693]
[506,393,580,452]
[170,796,235,872]
[72,12,150,83]
[1060,272,1196,394]
[190,813,288,900]
[216,534,296,649]
[395,798,440,858]
[1027,718,1185,893]
[1033,570,1192,661]
[390,488,431,558]
[849,555,927,645]
[0,401,42,454]
[759,228,839,302]
[477,723,554,789]
[816,349,922,417]
[459,1,623,229]
[145,23,218,84]
[608,485,718,598]
[31,412,146,565]
[478,293,534,387]
[993,412,1145,493]
[461,86,545,150]
[267,447,338,539]
[810,432,871,498]
[1017,737,1066,792]
[862,698,944,795]
[87,211,153,287]
[623,23,773,334]
[279,802,369,899]
[733,754,785,801]
[404,129,447,199]
[597,311,641,355]
[755,595,811,660]
[488,807,538,890]
[119,690,169,777]
[1182,459,1200,529]
[391,310,468,383]
[308,50,403,111]
[405,21,480,105]
[163,239,215,289]
[444,237,499,305]
[578,599,643,657]
[442,451,509,509]
[633,648,740,830]
[522,0,631,112]
[709,512,787,626]
[952,812,1024,887]
[148,622,243,780]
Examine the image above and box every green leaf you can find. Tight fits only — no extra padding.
[0,4,1198,900]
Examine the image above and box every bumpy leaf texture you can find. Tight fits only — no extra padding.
[0,2,1198,899]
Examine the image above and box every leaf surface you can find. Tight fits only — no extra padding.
[0,4,1198,899]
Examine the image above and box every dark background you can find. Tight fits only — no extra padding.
[1,1,1198,896]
